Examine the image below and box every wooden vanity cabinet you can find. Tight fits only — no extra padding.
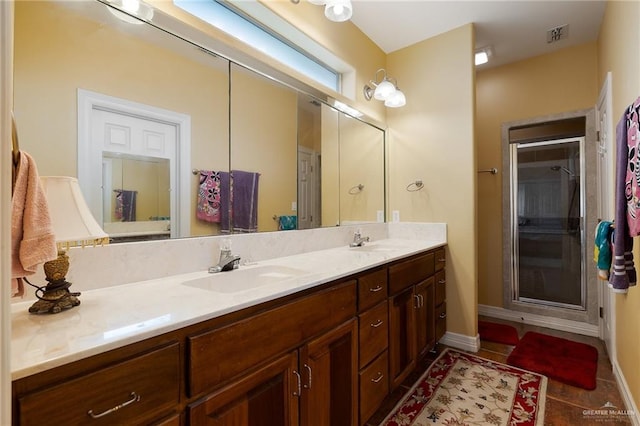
[16,342,181,426]
[387,250,445,391]
[356,268,389,425]
[12,245,446,426]
[187,280,358,426]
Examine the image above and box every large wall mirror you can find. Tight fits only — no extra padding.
[13,0,385,242]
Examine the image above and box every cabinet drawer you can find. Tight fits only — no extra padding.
[435,269,446,306]
[188,280,356,397]
[436,303,446,342]
[359,350,389,426]
[358,268,388,312]
[358,301,388,368]
[388,252,434,295]
[435,247,446,271]
[18,343,180,426]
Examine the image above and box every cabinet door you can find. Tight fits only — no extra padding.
[188,351,299,426]
[388,287,416,390]
[300,319,358,426]
[414,277,434,357]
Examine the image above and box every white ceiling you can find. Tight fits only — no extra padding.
[349,0,607,69]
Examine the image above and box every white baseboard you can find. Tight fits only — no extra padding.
[439,331,480,353]
[612,358,640,425]
[478,304,599,337]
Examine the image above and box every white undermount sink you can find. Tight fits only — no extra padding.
[182,265,309,293]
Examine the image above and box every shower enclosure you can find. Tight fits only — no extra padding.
[511,137,585,309]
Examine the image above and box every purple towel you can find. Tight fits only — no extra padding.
[230,170,259,233]
[219,171,231,233]
[114,190,137,222]
[610,108,637,293]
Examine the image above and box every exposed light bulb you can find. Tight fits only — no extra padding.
[122,0,140,13]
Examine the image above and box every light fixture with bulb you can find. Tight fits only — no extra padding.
[292,0,353,22]
[363,69,406,108]
[106,0,154,25]
[474,46,493,66]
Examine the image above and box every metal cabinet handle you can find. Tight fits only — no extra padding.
[303,364,312,389]
[413,294,420,308]
[438,258,446,262]
[418,294,424,307]
[438,279,446,284]
[371,372,384,383]
[369,285,383,292]
[439,312,447,319]
[370,319,384,328]
[87,392,140,419]
[293,370,302,396]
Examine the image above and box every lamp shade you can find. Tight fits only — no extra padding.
[384,89,407,108]
[40,176,109,248]
[324,0,352,22]
[373,79,396,100]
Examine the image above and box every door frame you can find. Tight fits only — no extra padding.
[77,89,191,238]
[596,72,616,359]
[501,108,599,325]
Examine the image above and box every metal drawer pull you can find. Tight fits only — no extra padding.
[371,372,384,383]
[303,364,312,389]
[369,285,383,292]
[438,279,446,284]
[370,319,384,328]
[438,258,446,262]
[87,392,140,419]
[293,370,302,396]
[439,312,447,319]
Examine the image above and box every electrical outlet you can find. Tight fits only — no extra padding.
[376,210,384,222]
[392,210,400,222]
[291,201,297,211]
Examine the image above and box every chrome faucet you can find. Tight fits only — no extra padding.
[209,240,241,273]
[349,230,370,247]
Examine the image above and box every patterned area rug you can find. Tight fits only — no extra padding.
[381,349,547,426]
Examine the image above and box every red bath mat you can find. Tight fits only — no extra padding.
[478,320,520,345]
[507,331,598,390]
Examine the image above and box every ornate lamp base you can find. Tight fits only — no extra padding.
[28,250,81,315]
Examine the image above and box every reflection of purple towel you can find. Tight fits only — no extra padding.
[219,171,231,233]
[114,190,137,222]
[231,170,259,233]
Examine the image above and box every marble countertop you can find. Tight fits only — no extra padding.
[11,238,445,380]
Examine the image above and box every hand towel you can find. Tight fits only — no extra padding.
[11,151,58,297]
[230,170,259,233]
[610,108,638,293]
[278,215,297,231]
[219,171,231,233]
[115,190,137,222]
[196,171,222,223]
[594,220,613,280]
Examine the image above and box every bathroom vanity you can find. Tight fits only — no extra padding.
[11,238,446,426]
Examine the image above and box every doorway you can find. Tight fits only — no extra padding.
[512,137,584,308]
[502,110,599,329]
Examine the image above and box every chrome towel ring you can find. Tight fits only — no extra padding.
[406,180,424,192]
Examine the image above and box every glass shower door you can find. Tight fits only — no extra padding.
[512,137,585,309]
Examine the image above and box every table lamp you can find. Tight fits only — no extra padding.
[28,176,109,314]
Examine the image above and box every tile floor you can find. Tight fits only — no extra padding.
[366,316,630,425]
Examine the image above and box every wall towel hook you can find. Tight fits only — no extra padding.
[478,168,498,175]
[348,184,364,195]
[406,180,424,192]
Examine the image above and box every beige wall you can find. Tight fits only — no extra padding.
[387,24,477,337]
[598,0,640,411]
[475,42,599,307]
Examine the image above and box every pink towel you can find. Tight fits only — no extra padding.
[11,151,57,297]
[197,171,222,223]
